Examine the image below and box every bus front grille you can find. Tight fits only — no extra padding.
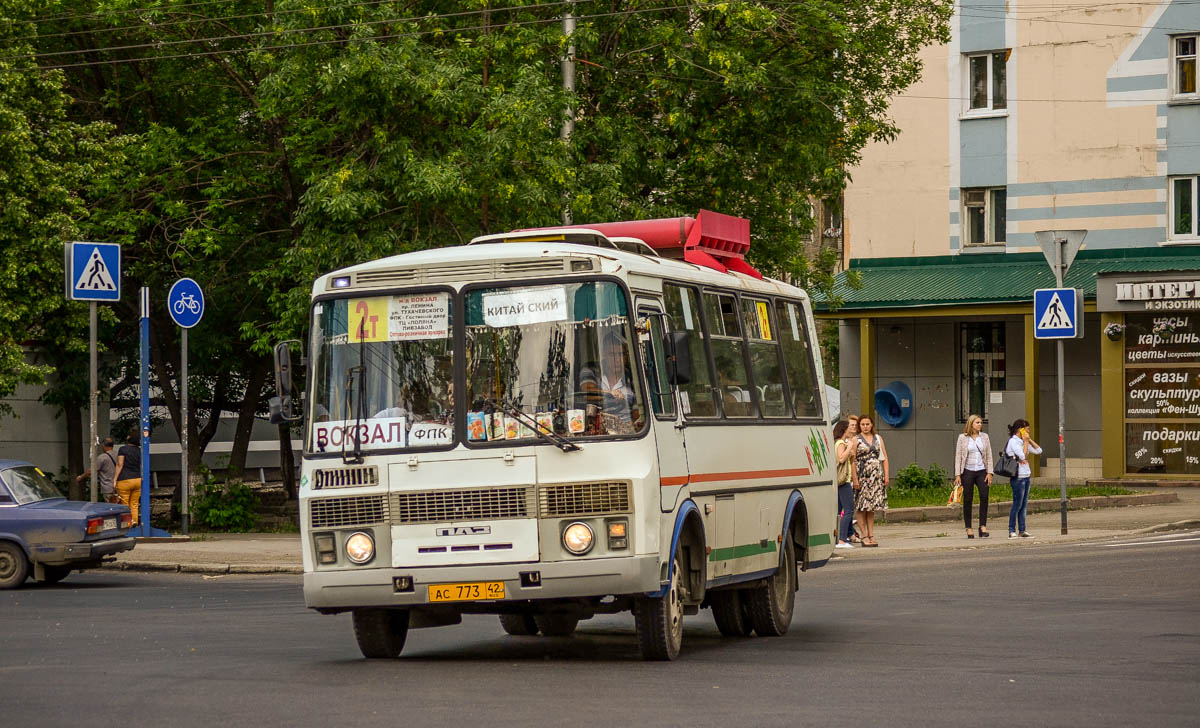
[539,482,632,517]
[310,495,390,528]
[312,465,379,490]
[392,487,535,524]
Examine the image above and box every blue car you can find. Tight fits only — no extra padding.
[0,459,136,588]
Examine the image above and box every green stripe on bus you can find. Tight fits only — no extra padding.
[808,533,832,547]
[708,540,778,562]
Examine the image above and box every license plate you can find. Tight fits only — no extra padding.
[103,517,117,531]
[427,581,505,602]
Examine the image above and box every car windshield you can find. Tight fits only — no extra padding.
[2,465,63,505]
[464,280,646,442]
[309,292,455,454]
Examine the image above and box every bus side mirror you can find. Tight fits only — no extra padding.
[269,340,303,424]
[665,332,692,386]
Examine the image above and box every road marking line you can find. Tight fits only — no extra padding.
[1095,536,1200,548]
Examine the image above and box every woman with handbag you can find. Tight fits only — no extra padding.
[851,414,888,547]
[833,416,859,549]
[1005,418,1043,538]
[953,414,993,539]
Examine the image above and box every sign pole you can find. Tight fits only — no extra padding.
[139,287,151,538]
[1055,240,1068,535]
[181,328,189,535]
[89,301,98,502]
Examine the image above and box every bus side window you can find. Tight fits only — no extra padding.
[704,291,756,418]
[742,297,789,417]
[664,284,717,417]
[639,309,675,418]
[775,300,822,418]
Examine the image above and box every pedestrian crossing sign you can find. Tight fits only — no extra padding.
[1033,287,1082,339]
[65,242,120,301]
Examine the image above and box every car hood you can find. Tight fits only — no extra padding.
[24,499,130,516]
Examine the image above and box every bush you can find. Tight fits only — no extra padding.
[891,463,951,494]
[191,480,259,532]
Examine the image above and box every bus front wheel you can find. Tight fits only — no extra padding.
[634,547,685,660]
[499,613,539,636]
[745,536,796,637]
[352,608,410,659]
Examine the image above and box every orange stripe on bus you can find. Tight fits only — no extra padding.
[659,467,812,487]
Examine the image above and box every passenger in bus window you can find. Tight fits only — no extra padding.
[580,333,639,428]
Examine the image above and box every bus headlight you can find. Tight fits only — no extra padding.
[345,531,375,564]
[562,522,594,555]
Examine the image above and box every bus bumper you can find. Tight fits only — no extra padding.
[303,555,662,610]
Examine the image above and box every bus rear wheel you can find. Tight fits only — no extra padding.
[709,589,753,637]
[634,547,685,660]
[745,536,796,637]
[499,613,539,636]
[352,608,410,659]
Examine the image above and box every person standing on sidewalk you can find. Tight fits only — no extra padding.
[851,414,888,547]
[954,415,994,539]
[1005,419,1042,539]
[112,431,143,525]
[834,416,859,549]
[76,437,118,503]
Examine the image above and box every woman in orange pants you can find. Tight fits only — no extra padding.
[112,431,143,525]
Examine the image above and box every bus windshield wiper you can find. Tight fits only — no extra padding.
[499,401,581,453]
[342,364,366,464]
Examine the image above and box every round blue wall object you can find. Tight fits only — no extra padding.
[873,381,913,427]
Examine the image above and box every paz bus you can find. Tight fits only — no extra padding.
[270,209,836,660]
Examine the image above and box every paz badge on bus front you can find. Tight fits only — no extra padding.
[436,526,491,537]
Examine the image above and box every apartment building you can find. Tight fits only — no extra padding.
[820,0,1200,481]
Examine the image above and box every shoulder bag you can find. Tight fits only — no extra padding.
[995,443,1020,479]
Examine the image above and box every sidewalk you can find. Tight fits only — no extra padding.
[839,487,1200,558]
[105,489,1200,574]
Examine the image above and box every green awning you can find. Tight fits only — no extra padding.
[814,247,1200,311]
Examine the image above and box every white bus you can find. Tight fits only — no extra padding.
[271,210,836,660]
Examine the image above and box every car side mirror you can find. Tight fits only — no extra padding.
[269,340,303,424]
[665,331,692,386]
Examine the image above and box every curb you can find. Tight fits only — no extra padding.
[106,561,302,575]
[879,492,1179,524]
[1131,518,1200,535]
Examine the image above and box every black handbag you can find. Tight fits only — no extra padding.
[995,449,1020,479]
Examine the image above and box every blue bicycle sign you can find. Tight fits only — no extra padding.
[167,278,205,328]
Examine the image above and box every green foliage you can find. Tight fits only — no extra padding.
[191,480,260,532]
[891,462,952,493]
[1,0,954,442]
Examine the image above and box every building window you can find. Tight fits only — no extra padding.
[959,323,1006,423]
[1170,175,1197,239]
[1172,34,1197,99]
[962,187,1007,245]
[966,51,1007,112]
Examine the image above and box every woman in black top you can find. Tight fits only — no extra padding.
[113,431,143,525]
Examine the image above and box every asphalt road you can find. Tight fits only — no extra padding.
[3,533,1199,728]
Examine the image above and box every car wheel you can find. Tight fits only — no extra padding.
[745,535,796,637]
[498,613,539,636]
[352,608,409,659]
[40,565,71,585]
[634,546,685,660]
[709,589,753,637]
[533,614,579,637]
[0,541,29,590]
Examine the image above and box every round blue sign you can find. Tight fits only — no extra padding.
[167,278,205,328]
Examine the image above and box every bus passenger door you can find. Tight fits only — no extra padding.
[637,301,689,512]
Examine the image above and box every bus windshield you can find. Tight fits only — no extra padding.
[309,292,455,454]
[464,281,645,442]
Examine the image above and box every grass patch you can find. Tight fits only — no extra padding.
[883,463,1136,508]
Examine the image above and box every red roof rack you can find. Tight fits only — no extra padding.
[523,209,760,279]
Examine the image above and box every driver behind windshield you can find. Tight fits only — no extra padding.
[579,332,641,429]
